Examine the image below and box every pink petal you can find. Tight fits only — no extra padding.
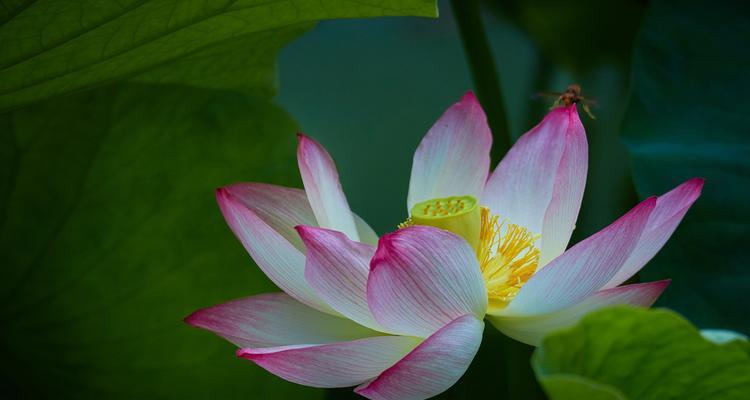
[482,105,587,266]
[217,187,335,314]
[489,280,670,346]
[355,314,484,400]
[603,178,704,288]
[237,336,420,388]
[221,183,316,252]
[184,292,378,348]
[539,110,588,266]
[407,92,492,211]
[297,133,359,241]
[367,226,487,338]
[501,197,656,316]
[222,183,378,246]
[297,225,384,331]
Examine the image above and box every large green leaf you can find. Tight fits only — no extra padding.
[620,1,749,332]
[0,0,436,111]
[1,1,439,397]
[0,83,324,398]
[533,307,750,400]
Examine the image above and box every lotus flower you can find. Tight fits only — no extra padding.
[185,92,702,399]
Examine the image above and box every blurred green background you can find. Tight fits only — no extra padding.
[1,0,747,399]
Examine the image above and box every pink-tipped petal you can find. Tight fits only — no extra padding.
[297,225,384,331]
[184,293,377,348]
[539,111,588,266]
[355,314,484,400]
[237,336,421,388]
[500,197,656,316]
[367,226,487,338]
[407,92,492,211]
[222,183,377,246]
[482,105,587,266]
[221,183,317,251]
[217,188,336,314]
[297,134,359,241]
[489,280,670,346]
[603,178,704,288]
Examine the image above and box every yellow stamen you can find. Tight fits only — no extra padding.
[397,217,413,230]
[478,207,540,310]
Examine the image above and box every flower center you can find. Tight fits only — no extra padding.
[403,197,540,311]
[406,195,481,251]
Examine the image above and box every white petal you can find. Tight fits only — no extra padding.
[489,280,670,345]
[603,178,704,288]
[185,292,378,347]
[407,92,492,211]
[500,197,656,316]
[216,185,337,314]
[297,133,360,241]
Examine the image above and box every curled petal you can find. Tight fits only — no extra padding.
[500,197,656,316]
[297,225,384,331]
[222,183,377,247]
[367,226,487,338]
[489,280,670,346]
[407,92,492,211]
[482,105,587,267]
[355,314,484,400]
[297,133,360,241]
[221,183,316,251]
[237,336,420,388]
[184,293,377,348]
[216,187,335,314]
[603,178,704,288]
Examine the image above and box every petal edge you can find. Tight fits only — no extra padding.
[355,315,484,400]
[603,178,704,288]
[216,188,336,314]
[489,280,670,346]
[407,91,492,211]
[501,197,656,316]
[237,336,420,388]
[184,292,377,347]
[297,133,360,241]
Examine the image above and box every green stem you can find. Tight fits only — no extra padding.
[450,0,511,164]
